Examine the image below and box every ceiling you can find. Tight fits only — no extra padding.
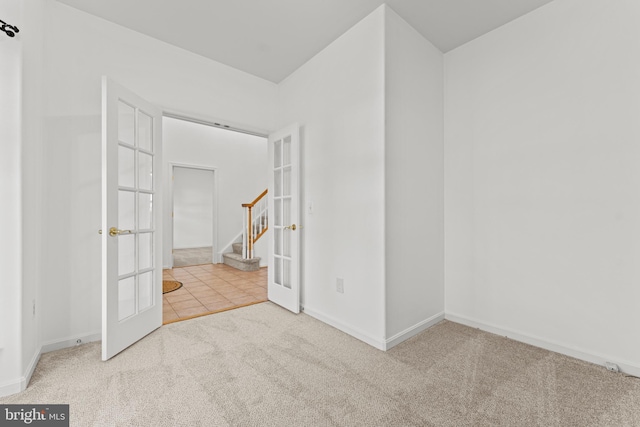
[55,0,555,83]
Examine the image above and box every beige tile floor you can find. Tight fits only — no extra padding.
[162,263,267,323]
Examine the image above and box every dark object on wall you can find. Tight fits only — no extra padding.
[1,19,19,37]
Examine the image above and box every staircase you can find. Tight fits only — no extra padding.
[222,189,268,272]
[222,243,261,272]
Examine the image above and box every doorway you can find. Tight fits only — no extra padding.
[162,116,269,268]
[172,165,216,267]
[161,116,270,323]
[101,80,281,357]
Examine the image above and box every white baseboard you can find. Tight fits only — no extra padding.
[0,346,42,398]
[445,312,640,378]
[385,312,445,350]
[41,331,101,354]
[23,346,41,389]
[0,377,23,398]
[302,306,386,350]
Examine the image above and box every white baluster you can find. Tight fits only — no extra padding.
[242,208,247,259]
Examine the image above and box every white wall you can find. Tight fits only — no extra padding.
[20,0,46,387]
[40,1,277,348]
[277,6,386,347]
[172,167,214,249]
[0,0,47,397]
[0,0,24,396]
[445,0,640,374]
[163,118,268,266]
[384,7,444,344]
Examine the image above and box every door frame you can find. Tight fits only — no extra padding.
[166,163,218,269]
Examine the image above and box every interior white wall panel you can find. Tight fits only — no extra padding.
[444,0,640,373]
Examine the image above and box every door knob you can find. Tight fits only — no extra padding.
[284,224,297,231]
[109,227,132,237]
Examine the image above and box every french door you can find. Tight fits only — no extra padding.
[101,77,163,360]
[267,124,301,313]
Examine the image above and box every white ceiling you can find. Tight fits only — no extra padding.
[55,0,555,83]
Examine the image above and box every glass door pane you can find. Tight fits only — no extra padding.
[118,102,135,146]
[117,103,156,320]
[272,135,293,290]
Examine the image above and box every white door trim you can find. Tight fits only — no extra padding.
[162,109,269,139]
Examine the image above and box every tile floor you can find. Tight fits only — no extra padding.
[162,263,267,323]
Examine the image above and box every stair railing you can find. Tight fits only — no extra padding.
[242,189,268,259]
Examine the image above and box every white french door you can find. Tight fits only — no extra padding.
[101,77,163,361]
[267,124,301,313]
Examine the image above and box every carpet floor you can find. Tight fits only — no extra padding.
[172,247,212,267]
[2,302,639,426]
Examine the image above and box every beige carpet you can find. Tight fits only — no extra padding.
[2,302,639,426]
[172,247,212,267]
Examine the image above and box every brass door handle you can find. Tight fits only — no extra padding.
[98,228,132,236]
[284,224,297,231]
[108,227,132,237]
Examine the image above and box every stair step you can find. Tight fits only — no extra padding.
[222,252,261,272]
[232,243,243,255]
